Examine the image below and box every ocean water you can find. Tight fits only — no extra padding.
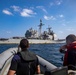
[0,43,65,67]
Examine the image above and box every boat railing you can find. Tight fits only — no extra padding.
[0,48,18,75]
[37,55,57,73]
[0,54,13,75]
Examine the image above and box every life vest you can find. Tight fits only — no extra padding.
[63,43,76,70]
[12,50,38,75]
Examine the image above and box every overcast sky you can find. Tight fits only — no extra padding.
[0,0,76,39]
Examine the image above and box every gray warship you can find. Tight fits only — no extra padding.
[0,19,65,44]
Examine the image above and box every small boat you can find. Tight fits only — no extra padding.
[0,48,73,75]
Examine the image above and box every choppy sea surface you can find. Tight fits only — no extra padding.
[0,43,65,67]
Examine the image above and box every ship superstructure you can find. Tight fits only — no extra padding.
[25,27,38,39]
[25,19,56,40]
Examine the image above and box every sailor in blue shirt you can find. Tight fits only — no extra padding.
[7,39,41,75]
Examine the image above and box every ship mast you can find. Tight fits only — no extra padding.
[47,26,52,34]
[38,19,44,39]
[47,26,54,40]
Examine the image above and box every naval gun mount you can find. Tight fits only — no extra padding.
[25,19,55,40]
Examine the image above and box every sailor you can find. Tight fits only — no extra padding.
[7,39,41,75]
[59,34,76,70]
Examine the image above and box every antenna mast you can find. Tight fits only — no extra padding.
[38,19,44,38]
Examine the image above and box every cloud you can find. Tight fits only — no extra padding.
[55,0,62,5]
[36,6,47,13]
[11,5,20,12]
[59,14,64,18]
[3,6,36,17]
[44,15,56,20]
[11,6,36,17]
[20,9,36,17]
[50,0,62,6]
[2,9,13,15]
